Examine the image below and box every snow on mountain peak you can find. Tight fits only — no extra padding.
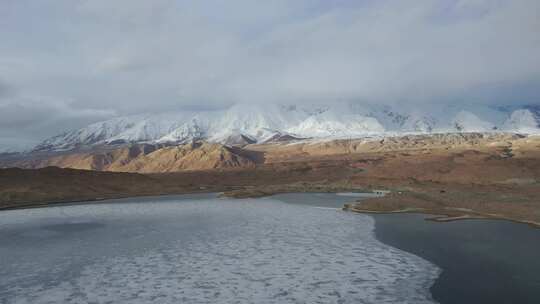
[451,111,495,132]
[366,106,437,133]
[287,111,384,138]
[502,109,540,134]
[157,117,208,144]
[30,103,540,152]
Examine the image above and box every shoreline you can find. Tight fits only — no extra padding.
[222,186,540,229]
[4,187,540,229]
[343,202,540,229]
[0,190,220,211]
[345,207,540,228]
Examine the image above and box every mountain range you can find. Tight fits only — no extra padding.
[18,103,540,153]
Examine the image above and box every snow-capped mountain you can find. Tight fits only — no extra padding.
[451,111,495,132]
[33,114,187,151]
[287,112,384,137]
[366,106,438,133]
[157,117,208,144]
[31,103,540,152]
[502,109,539,133]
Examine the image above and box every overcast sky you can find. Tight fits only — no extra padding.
[1,0,539,148]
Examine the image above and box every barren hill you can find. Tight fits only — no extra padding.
[9,142,259,173]
[119,142,258,172]
[4,132,540,186]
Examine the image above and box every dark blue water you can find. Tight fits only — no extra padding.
[372,213,540,304]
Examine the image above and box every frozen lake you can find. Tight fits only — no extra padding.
[0,193,439,304]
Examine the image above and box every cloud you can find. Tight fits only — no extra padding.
[0,96,115,141]
[0,0,539,145]
[0,79,15,98]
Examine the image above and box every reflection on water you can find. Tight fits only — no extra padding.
[0,194,438,304]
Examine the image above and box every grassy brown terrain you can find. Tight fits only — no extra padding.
[0,160,359,210]
[1,132,539,227]
[0,167,177,210]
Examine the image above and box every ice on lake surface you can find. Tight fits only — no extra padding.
[0,194,439,304]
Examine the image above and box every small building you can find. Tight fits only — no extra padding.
[373,189,391,196]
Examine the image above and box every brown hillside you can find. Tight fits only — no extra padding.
[9,142,259,173]
[119,142,258,172]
